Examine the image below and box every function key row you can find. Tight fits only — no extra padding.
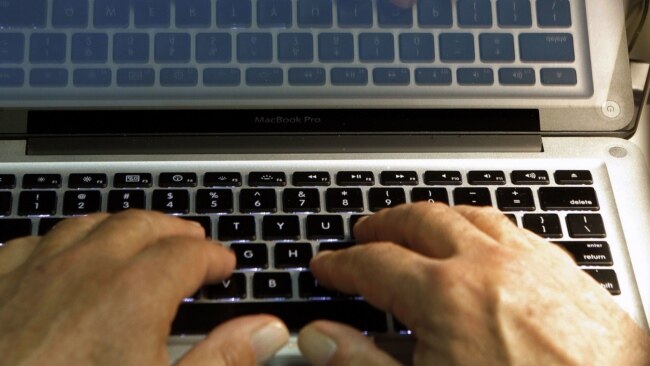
[0,170,593,189]
[0,66,579,88]
[0,0,573,30]
[1,186,600,217]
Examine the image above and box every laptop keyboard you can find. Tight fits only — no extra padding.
[0,167,621,334]
[0,0,592,105]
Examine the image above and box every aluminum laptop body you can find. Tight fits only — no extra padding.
[0,1,648,363]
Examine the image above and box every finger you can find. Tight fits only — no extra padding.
[452,205,540,250]
[129,236,235,305]
[32,213,111,259]
[390,0,416,8]
[298,320,401,366]
[353,202,492,258]
[311,243,434,326]
[175,315,289,366]
[80,210,206,258]
[0,236,40,275]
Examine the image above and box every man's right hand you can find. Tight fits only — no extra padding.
[298,203,650,365]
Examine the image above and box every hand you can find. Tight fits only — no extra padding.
[0,210,289,366]
[298,203,650,365]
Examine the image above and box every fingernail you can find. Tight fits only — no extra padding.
[250,321,289,363]
[299,326,337,366]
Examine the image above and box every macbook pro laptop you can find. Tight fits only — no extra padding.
[0,0,649,363]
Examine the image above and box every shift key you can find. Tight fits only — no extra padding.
[539,187,599,211]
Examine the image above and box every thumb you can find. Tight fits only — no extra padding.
[298,321,402,366]
[175,315,289,366]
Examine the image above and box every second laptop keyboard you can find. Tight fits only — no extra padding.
[0,0,591,104]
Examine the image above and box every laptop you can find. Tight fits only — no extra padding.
[0,0,649,363]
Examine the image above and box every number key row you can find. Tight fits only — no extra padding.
[1,186,601,216]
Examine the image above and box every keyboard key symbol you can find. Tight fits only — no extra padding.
[125,175,140,183]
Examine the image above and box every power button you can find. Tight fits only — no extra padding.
[601,101,621,119]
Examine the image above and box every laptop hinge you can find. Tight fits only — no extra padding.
[26,134,543,155]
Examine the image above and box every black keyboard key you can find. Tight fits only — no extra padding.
[349,215,368,238]
[299,271,337,298]
[293,172,331,186]
[306,215,345,240]
[159,173,198,188]
[496,188,535,211]
[326,188,364,212]
[453,188,492,206]
[336,171,375,186]
[172,301,388,333]
[467,171,506,185]
[182,216,212,238]
[0,192,11,216]
[522,214,562,238]
[114,173,153,188]
[554,170,593,185]
[204,172,242,187]
[319,241,355,251]
[505,214,517,225]
[0,174,16,189]
[38,217,63,235]
[253,272,292,299]
[23,174,62,189]
[275,242,313,268]
[584,269,620,295]
[231,243,269,269]
[18,191,57,216]
[107,190,146,212]
[566,214,606,238]
[249,172,287,187]
[62,191,102,215]
[538,187,599,211]
[218,216,256,241]
[0,219,32,243]
[553,241,613,266]
[283,188,321,213]
[368,188,406,212]
[262,215,300,240]
[152,190,190,214]
[511,170,550,185]
[240,189,277,213]
[380,171,418,186]
[196,189,234,214]
[411,188,449,204]
[204,273,247,300]
[68,174,108,188]
[423,171,462,185]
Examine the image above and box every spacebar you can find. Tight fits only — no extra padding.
[171,301,388,334]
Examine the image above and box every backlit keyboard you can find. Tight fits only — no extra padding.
[0,0,592,105]
[0,167,622,334]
